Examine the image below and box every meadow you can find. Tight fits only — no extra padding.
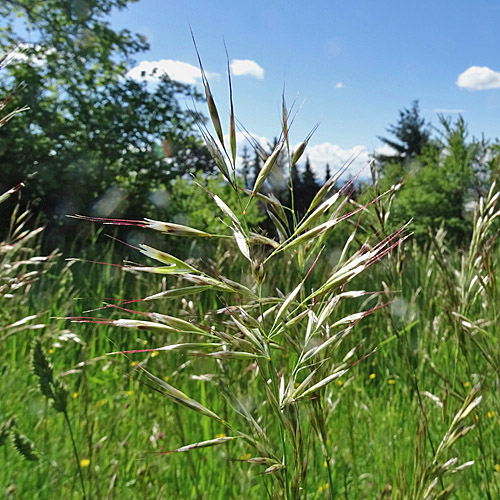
[1,158,499,500]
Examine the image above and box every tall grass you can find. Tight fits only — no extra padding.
[2,204,499,498]
[63,56,493,499]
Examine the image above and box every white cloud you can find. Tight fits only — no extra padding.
[220,131,373,183]
[456,66,500,90]
[304,142,371,180]
[334,82,345,89]
[127,59,218,85]
[374,144,397,158]
[230,59,264,79]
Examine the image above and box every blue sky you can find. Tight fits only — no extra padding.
[113,0,500,178]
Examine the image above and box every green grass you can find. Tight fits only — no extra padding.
[1,220,499,499]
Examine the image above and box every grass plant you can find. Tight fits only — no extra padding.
[66,55,485,499]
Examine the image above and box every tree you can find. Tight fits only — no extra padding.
[389,115,482,242]
[0,0,211,240]
[293,157,319,217]
[377,100,430,170]
[240,145,251,189]
[325,163,331,183]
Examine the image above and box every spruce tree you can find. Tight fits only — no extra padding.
[377,100,430,169]
[241,145,251,189]
[325,163,331,183]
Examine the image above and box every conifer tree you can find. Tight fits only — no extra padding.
[377,100,430,169]
[241,145,251,189]
[325,163,331,183]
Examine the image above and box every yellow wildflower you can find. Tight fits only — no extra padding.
[369,373,376,380]
[318,482,329,492]
[80,459,90,468]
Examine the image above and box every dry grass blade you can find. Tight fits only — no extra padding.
[268,210,289,243]
[212,194,241,228]
[291,123,319,167]
[140,365,223,422]
[240,188,289,224]
[149,313,208,334]
[251,140,285,197]
[144,219,212,237]
[126,265,194,276]
[230,316,266,353]
[0,105,29,127]
[275,220,337,254]
[262,463,285,475]
[181,273,251,295]
[74,318,213,337]
[294,192,341,233]
[144,286,212,301]
[300,328,352,364]
[296,369,348,400]
[307,158,355,212]
[138,245,198,273]
[0,183,24,205]
[205,350,264,360]
[272,281,304,330]
[162,436,239,454]
[225,42,237,167]
[108,343,223,355]
[198,124,233,184]
[191,29,225,151]
[249,232,280,249]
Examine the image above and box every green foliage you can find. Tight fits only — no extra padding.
[375,111,493,243]
[377,100,431,168]
[165,174,265,236]
[0,0,214,240]
[31,339,68,413]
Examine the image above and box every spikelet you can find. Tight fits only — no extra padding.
[12,431,39,461]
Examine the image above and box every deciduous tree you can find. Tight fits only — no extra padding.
[0,0,212,240]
